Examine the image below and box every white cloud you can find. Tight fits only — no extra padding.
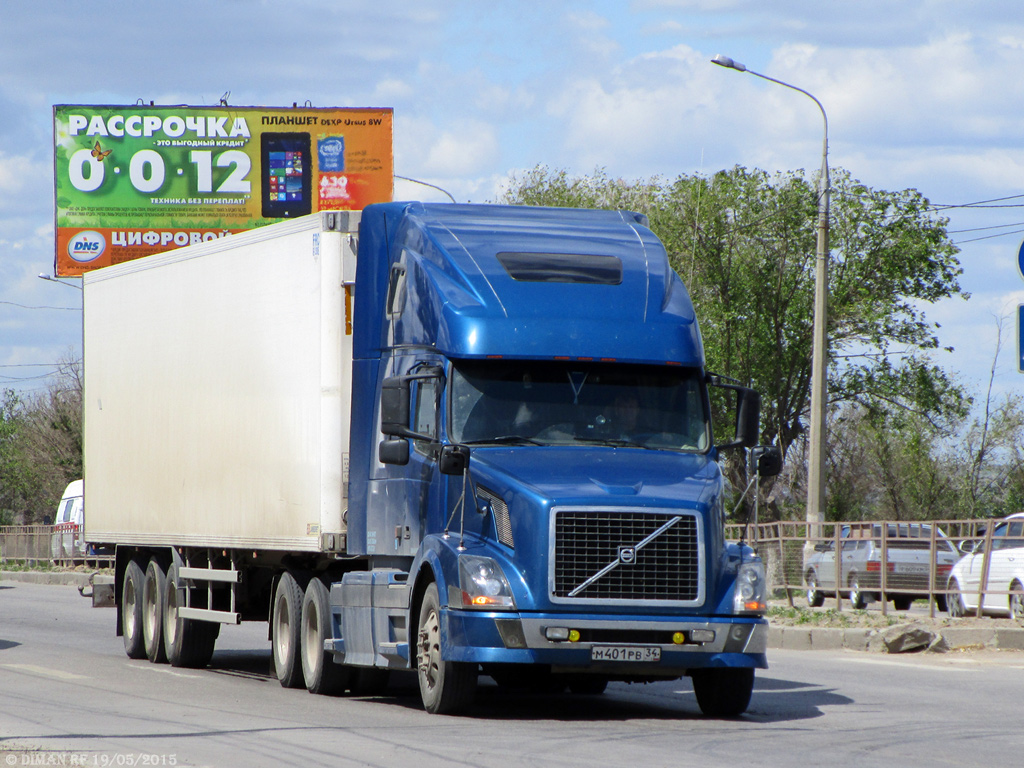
[545,43,725,174]
[394,115,500,186]
[0,152,38,193]
[372,79,415,103]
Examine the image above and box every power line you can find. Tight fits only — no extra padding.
[947,221,1024,234]
[0,372,58,383]
[0,363,71,369]
[0,300,80,311]
[928,193,1024,211]
[954,227,1024,245]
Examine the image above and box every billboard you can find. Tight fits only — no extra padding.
[53,105,393,275]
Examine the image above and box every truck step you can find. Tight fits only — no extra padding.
[179,566,242,583]
[177,606,241,625]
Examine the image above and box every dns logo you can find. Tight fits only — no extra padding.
[67,231,106,263]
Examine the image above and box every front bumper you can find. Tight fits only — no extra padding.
[442,609,768,672]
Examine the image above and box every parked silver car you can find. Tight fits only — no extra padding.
[947,513,1024,620]
[805,523,958,610]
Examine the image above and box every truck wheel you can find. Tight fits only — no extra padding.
[122,560,147,659]
[273,571,305,688]
[301,577,350,695]
[416,583,477,714]
[163,563,219,668]
[892,597,912,611]
[806,572,825,608]
[691,668,754,717]
[142,559,167,663]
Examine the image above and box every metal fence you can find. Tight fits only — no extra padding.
[726,519,1021,618]
[0,525,114,569]
[3,519,1019,619]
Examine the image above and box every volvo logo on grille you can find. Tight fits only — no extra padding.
[618,546,637,565]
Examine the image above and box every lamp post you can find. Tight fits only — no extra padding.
[711,54,830,541]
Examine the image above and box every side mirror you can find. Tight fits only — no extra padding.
[379,438,410,466]
[439,444,470,475]
[380,376,411,437]
[813,542,831,553]
[708,376,761,450]
[734,388,761,448]
[751,445,783,477]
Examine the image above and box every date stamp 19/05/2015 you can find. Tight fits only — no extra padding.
[2,753,179,767]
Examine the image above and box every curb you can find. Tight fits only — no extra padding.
[769,624,1024,653]
[1,570,97,587]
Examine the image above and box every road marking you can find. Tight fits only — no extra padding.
[839,656,1021,672]
[1,663,88,680]
[135,664,203,679]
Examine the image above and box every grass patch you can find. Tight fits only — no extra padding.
[768,605,906,628]
[0,561,59,572]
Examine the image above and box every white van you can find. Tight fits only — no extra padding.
[51,479,85,560]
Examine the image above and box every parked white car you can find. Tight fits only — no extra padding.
[947,512,1024,620]
[50,479,85,560]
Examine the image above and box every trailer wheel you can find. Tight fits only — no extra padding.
[691,667,755,717]
[301,577,350,695]
[121,560,147,659]
[416,583,477,714]
[142,559,167,663]
[163,563,219,668]
[273,571,305,688]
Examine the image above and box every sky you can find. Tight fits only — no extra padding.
[2,0,1023,414]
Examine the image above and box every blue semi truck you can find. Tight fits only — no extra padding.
[84,202,778,716]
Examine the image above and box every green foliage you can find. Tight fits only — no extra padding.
[1,389,28,524]
[0,359,82,524]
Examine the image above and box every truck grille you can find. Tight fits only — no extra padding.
[552,509,702,602]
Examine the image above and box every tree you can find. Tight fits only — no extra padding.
[0,357,83,524]
[500,166,970,519]
[0,389,26,525]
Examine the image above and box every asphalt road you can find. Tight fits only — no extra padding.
[2,580,1022,768]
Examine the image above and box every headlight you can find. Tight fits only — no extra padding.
[733,560,766,615]
[458,555,516,610]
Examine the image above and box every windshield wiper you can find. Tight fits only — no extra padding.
[572,436,657,450]
[463,435,545,446]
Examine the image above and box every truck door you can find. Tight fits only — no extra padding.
[384,361,442,558]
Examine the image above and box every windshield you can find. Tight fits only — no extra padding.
[449,360,709,452]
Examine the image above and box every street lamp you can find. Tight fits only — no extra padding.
[712,54,830,539]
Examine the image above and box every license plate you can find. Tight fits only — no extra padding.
[894,563,928,574]
[590,645,661,663]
